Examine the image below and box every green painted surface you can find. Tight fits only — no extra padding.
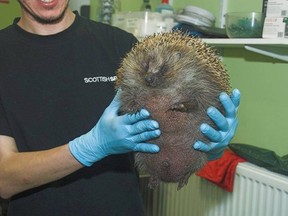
[222,49,288,155]
[0,1,20,29]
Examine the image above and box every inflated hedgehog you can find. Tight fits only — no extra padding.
[115,31,231,190]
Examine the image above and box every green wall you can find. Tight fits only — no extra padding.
[0,1,20,29]
[1,1,287,156]
[90,0,263,25]
[223,49,288,156]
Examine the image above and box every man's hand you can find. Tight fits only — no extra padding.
[193,89,240,160]
[69,90,161,166]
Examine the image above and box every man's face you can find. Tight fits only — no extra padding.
[17,0,70,24]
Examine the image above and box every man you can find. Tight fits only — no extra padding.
[0,1,240,215]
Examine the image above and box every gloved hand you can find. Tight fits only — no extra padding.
[193,89,240,160]
[69,90,161,166]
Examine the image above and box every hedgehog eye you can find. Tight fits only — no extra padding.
[142,61,149,72]
[159,63,168,75]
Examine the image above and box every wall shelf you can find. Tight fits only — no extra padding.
[202,38,288,62]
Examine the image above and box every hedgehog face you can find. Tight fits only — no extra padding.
[143,57,169,87]
[140,50,182,88]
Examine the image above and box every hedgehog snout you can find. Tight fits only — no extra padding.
[145,75,158,87]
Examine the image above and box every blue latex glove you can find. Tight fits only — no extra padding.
[69,91,161,166]
[193,89,240,160]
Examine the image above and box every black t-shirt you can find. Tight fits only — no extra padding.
[0,12,144,216]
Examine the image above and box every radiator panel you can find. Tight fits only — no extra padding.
[140,162,288,216]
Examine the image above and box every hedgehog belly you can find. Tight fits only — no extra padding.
[135,131,207,183]
[130,94,208,188]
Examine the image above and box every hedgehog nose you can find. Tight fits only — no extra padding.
[145,76,156,87]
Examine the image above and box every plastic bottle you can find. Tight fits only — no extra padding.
[141,0,151,12]
[98,0,121,24]
[155,0,173,15]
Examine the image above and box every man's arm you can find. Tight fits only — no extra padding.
[0,90,161,199]
[0,135,82,199]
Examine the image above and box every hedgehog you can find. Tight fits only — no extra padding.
[115,31,231,190]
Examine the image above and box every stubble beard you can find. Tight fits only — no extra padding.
[17,0,69,25]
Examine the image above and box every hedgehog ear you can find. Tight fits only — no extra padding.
[175,52,182,59]
[171,52,182,61]
[166,51,182,64]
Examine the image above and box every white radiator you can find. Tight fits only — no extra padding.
[140,162,288,216]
